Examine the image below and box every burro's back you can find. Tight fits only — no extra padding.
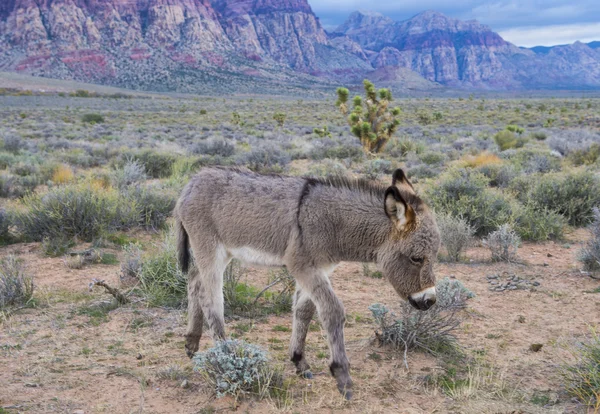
[175,166,440,399]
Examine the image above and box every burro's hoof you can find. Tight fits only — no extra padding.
[338,385,352,400]
[184,336,200,358]
[301,370,313,379]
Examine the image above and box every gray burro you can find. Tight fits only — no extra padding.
[174,167,441,399]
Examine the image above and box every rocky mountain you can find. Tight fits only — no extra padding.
[0,0,369,92]
[333,10,600,90]
[0,2,599,92]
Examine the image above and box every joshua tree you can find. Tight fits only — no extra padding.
[336,80,401,154]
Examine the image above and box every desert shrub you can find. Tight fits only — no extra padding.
[309,139,364,162]
[135,229,187,307]
[578,207,600,272]
[486,224,520,262]
[236,146,290,173]
[475,163,517,188]
[11,184,140,242]
[192,139,235,158]
[112,159,147,189]
[193,339,282,399]
[567,143,600,166]
[419,151,446,166]
[273,112,286,128]
[121,243,143,280]
[124,150,176,178]
[560,331,600,409]
[0,256,34,310]
[426,169,515,236]
[385,138,416,158]
[0,209,11,244]
[512,204,565,241]
[123,186,175,230]
[81,113,105,124]
[361,159,393,180]
[526,170,600,226]
[531,131,547,141]
[494,130,517,151]
[369,277,473,355]
[306,159,347,178]
[407,164,439,180]
[1,133,25,153]
[462,152,502,169]
[436,213,474,262]
[523,153,561,174]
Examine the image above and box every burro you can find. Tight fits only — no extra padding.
[174,166,441,399]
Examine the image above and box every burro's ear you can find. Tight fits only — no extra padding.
[391,168,415,194]
[384,186,415,232]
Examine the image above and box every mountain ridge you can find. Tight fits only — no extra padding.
[0,3,598,92]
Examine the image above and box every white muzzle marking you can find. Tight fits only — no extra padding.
[410,286,436,303]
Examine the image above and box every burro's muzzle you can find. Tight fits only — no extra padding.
[408,287,436,311]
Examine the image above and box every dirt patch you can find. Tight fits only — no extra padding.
[1,232,599,413]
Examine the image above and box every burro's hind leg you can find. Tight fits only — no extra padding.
[184,244,229,358]
[185,265,204,358]
[293,266,353,400]
[289,286,316,378]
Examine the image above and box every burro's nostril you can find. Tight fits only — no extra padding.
[423,297,436,310]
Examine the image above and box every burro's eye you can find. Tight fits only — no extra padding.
[410,257,424,265]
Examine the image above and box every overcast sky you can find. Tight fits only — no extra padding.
[308,1,600,47]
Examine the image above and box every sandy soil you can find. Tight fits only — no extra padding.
[0,231,599,414]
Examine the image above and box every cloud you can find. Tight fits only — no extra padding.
[499,22,600,47]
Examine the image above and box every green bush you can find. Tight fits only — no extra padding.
[426,169,515,236]
[567,143,600,166]
[134,229,187,308]
[494,130,517,151]
[11,184,140,242]
[81,113,105,123]
[512,204,565,241]
[123,186,176,230]
[525,170,600,226]
[486,224,520,262]
[121,150,176,178]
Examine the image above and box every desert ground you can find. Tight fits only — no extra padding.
[0,83,599,413]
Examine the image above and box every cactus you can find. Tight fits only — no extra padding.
[336,80,401,154]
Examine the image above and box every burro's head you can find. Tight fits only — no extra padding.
[378,169,441,311]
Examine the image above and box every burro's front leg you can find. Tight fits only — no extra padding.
[295,268,353,400]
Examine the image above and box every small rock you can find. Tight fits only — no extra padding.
[529,343,543,352]
[136,354,143,360]
[180,379,189,389]
[73,410,85,414]
[532,281,540,286]
[509,286,517,290]
[24,383,39,388]
[517,315,526,323]
[543,263,549,267]
[547,253,553,257]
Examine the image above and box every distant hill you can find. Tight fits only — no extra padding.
[0,1,599,92]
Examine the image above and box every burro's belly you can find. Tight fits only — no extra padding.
[227,246,285,267]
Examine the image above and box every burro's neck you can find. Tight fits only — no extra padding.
[300,184,392,264]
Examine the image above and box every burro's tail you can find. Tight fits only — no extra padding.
[176,216,190,274]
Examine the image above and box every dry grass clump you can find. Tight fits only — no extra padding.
[52,164,75,184]
[560,330,600,410]
[461,152,502,168]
